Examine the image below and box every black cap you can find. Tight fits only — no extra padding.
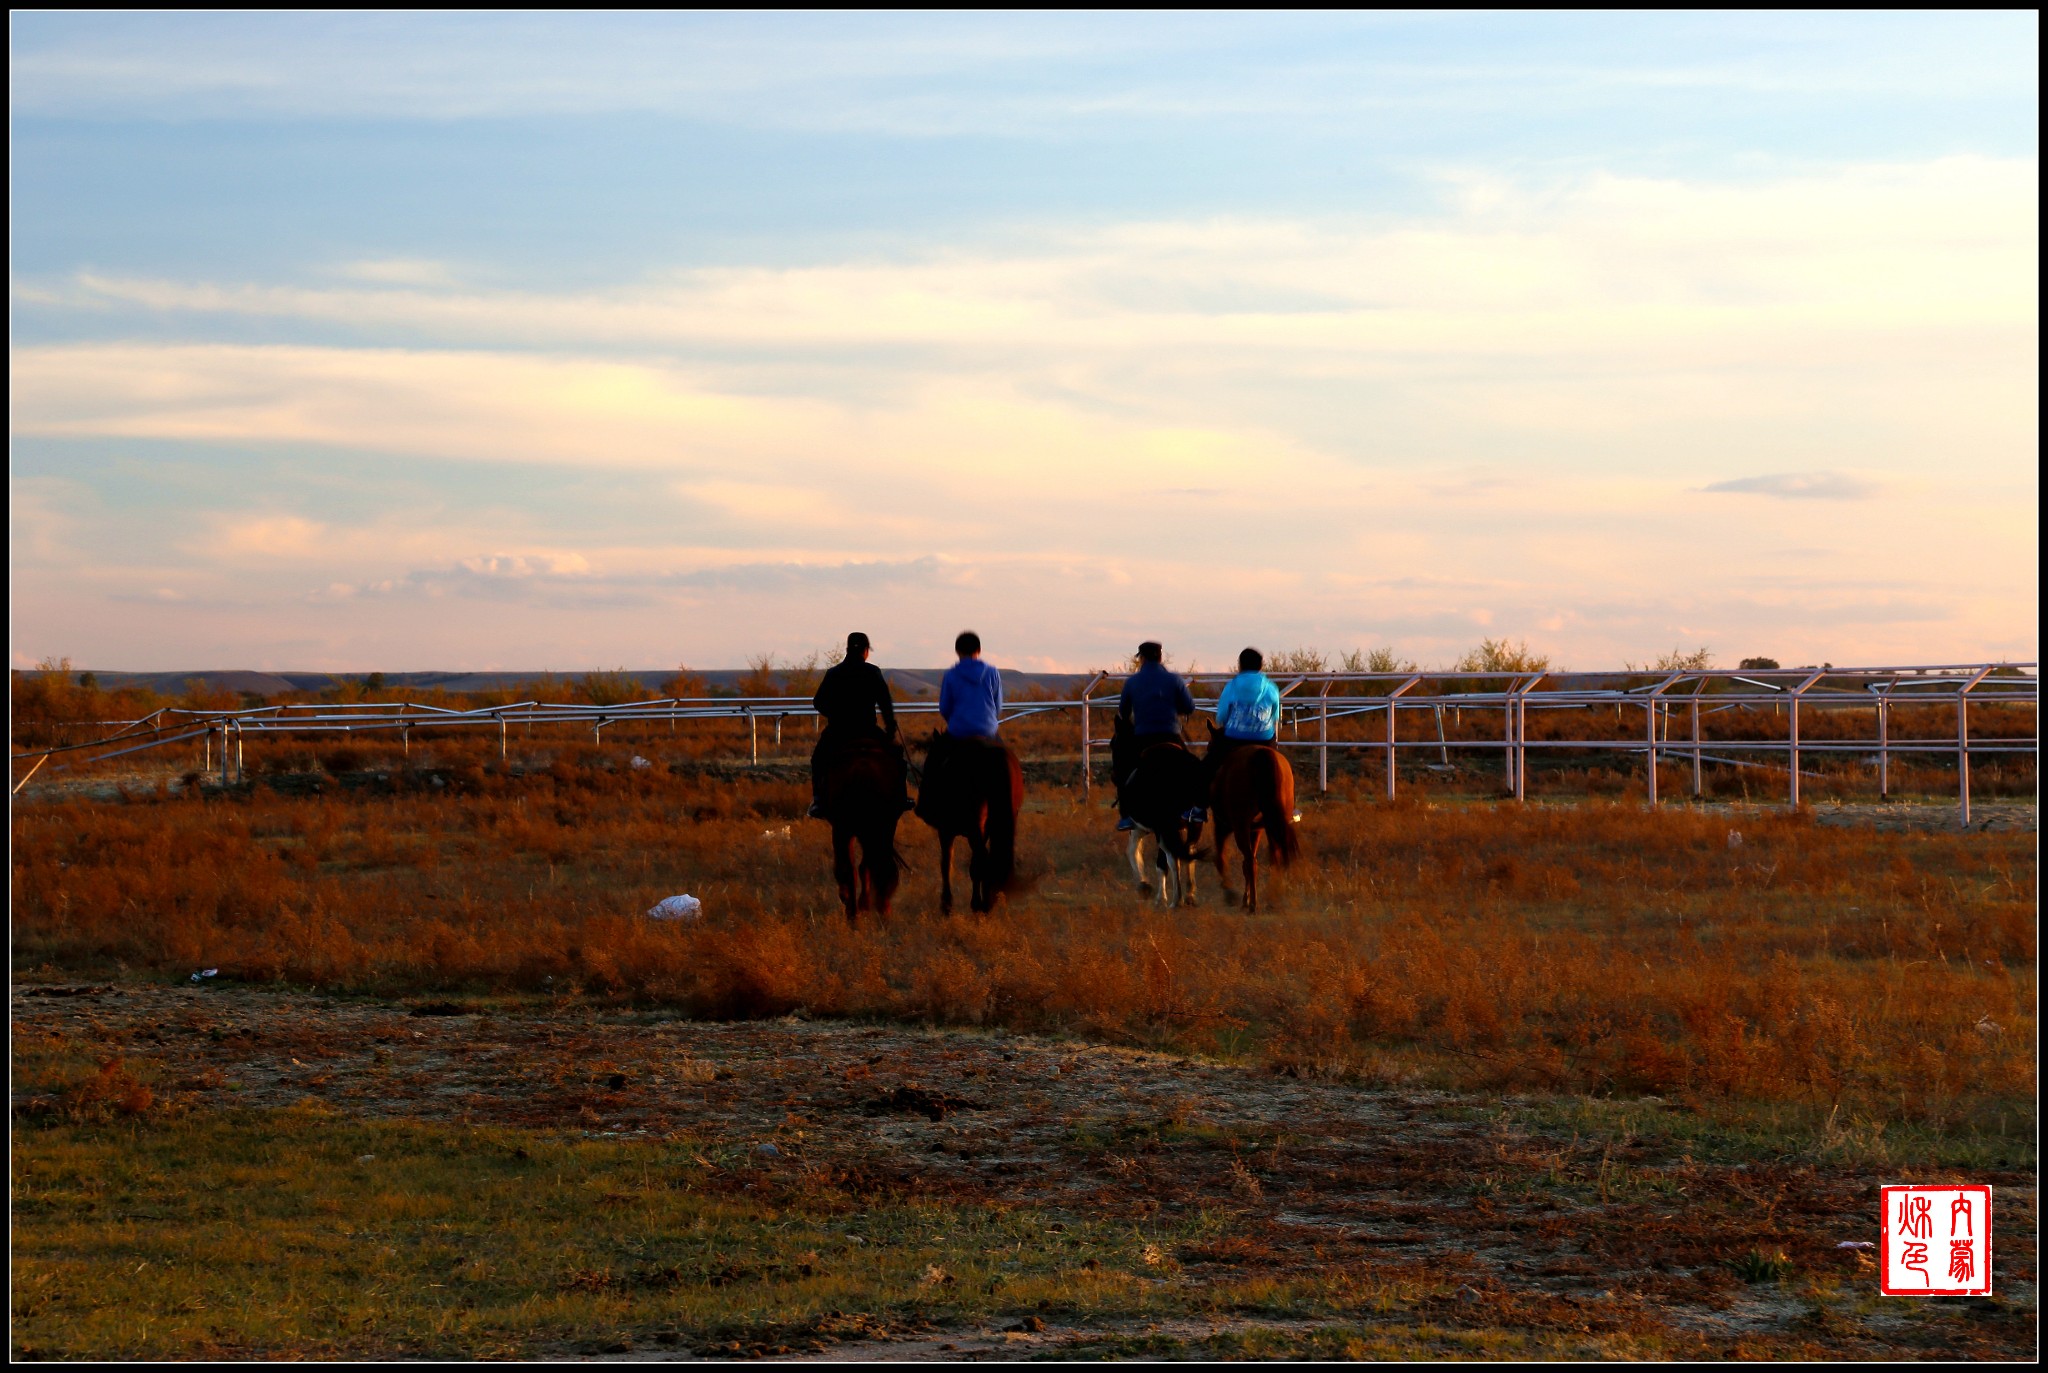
[847,631,871,652]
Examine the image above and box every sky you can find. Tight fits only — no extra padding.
[9,11,2038,673]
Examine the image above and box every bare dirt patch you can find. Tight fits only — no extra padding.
[13,983,2035,1360]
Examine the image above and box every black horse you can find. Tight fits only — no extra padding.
[817,739,907,924]
[914,733,1023,914]
[1116,720,1207,906]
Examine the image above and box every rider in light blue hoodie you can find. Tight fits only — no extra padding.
[917,629,1003,822]
[1206,646,1281,780]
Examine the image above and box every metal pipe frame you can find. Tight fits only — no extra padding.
[16,664,2035,821]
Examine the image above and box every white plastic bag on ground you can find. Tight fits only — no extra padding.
[647,894,702,921]
[630,755,652,770]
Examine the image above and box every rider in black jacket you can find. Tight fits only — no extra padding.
[808,632,910,818]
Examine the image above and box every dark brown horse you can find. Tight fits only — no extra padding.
[818,739,907,924]
[915,733,1023,914]
[1206,725,1300,912]
[1115,718,1206,907]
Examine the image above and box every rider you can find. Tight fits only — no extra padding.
[1206,646,1282,781]
[919,630,1002,820]
[1113,640,1195,832]
[807,631,910,819]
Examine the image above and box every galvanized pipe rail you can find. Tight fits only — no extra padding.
[14,663,2035,821]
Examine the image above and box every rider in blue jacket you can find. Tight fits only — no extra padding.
[918,630,1003,822]
[1113,641,1195,831]
[1206,646,1282,779]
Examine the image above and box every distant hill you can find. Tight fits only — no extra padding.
[53,668,1108,700]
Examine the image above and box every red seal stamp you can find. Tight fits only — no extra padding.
[1881,1185,1992,1296]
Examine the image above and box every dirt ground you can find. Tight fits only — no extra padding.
[13,982,2036,1360]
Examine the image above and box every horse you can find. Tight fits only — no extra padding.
[915,732,1023,914]
[1205,724,1300,912]
[1114,718,1206,907]
[817,738,908,925]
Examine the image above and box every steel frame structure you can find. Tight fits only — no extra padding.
[14,663,2036,823]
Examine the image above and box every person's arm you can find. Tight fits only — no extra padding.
[812,668,830,717]
[991,665,1003,717]
[1212,677,1237,730]
[1118,676,1135,722]
[939,669,956,727]
[1174,675,1195,717]
[874,667,899,735]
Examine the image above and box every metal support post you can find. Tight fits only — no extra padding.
[1875,700,1892,795]
[1788,691,1800,808]
[1078,673,1103,800]
[1516,691,1529,801]
[1950,666,1992,825]
[1958,692,1970,827]
[1690,693,1702,799]
[1505,694,1516,794]
[1318,682,1331,795]
[1877,696,1889,800]
[748,711,758,765]
[1384,676,1420,801]
[1646,699,1658,806]
[500,717,508,761]
[219,724,230,788]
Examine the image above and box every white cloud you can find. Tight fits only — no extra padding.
[1702,471,1879,500]
[8,159,2035,669]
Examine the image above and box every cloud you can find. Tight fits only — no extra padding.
[34,156,2036,360]
[7,158,2034,670]
[1701,471,1880,500]
[9,13,2034,130]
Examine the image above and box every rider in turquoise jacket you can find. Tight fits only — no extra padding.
[1206,647,1281,782]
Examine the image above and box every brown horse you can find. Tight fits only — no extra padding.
[818,739,907,924]
[915,733,1023,914]
[1206,726,1300,912]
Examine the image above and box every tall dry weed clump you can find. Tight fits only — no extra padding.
[11,757,2035,1132]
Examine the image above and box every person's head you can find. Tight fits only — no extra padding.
[1137,641,1164,665]
[846,631,871,661]
[1238,646,1263,673]
[954,630,982,659]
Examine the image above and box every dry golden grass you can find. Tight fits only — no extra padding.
[12,739,2034,1139]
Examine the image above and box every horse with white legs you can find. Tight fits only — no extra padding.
[1119,735,1206,908]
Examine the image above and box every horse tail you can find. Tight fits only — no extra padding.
[985,748,1022,893]
[1263,748,1300,867]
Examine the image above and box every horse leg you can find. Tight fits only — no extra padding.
[1214,816,1236,902]
[1241,823,1262,913]
[1127,828,1153,894]
[834,827,859,924]
[938,833,955,915]
[1157,835,1179,907]
[968,825,992,914]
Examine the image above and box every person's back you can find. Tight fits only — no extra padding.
[1203,648,1280,799]
[1214,656,1280,742]
[1119,654,1195,739]
[938,631,1002,740]
[1113,642,1197,831]
[919,630,1003,825]
[808,632,908,819]
[813,655,896,738]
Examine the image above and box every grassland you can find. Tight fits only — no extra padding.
[10,724,2038,1359]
